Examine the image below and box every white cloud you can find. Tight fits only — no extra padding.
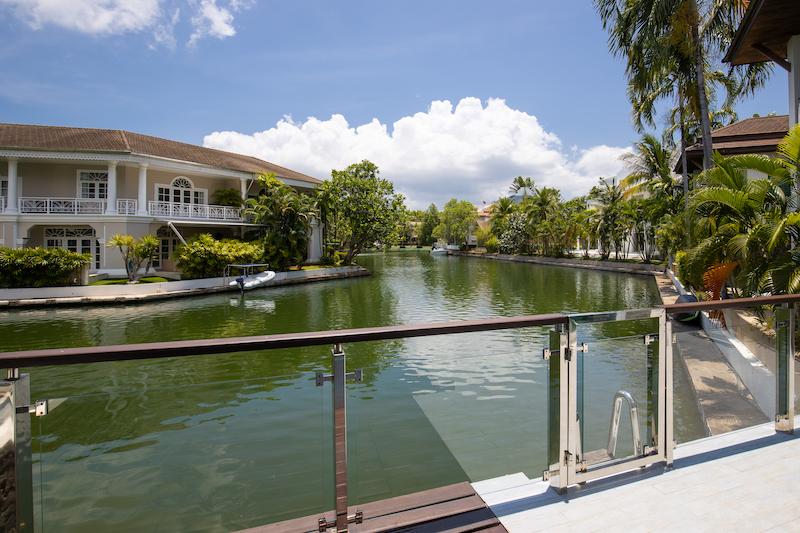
[1,0,162,34]
[188,0,236,46]
[204,97,632,210]
[0,0,253,47]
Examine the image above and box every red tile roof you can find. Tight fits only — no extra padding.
[0,123,322,185]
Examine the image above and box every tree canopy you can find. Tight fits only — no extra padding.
[318,160,407,263]
[433,199,477,249]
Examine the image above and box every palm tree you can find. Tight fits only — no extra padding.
[685,125,800,295]
[525,187,561,255]
[621,133,680,197]
[589,178,627,260]
[490,197,517,237]
[246,172,317,270]
[595,0,767,171]
[509,176,534,200]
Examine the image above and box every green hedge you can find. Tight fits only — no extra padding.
[0,247,90,288]
[172,234,263,279]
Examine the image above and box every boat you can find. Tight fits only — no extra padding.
[229,270,276,291]
[430,244,448,255]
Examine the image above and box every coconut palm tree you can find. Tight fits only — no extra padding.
[595,0,767,171]
[490,197,517,237]
[589,178,627,260]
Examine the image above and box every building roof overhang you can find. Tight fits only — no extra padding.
[724,0,800,67]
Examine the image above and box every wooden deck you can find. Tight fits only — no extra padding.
[237,482,507,533]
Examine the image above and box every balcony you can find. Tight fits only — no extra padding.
[12,197,242,221]
[18,197,135,215]
[148,200,242,221]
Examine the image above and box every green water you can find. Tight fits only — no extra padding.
[0,250,705,532]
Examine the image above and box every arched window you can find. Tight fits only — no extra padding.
[156,176,206,206]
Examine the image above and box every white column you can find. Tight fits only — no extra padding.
[105,160,118,214]
[239,177,248,201]
[137,163,149,216]
[789,35,800,128]
[6,157,18,214]
[307,217,323,263]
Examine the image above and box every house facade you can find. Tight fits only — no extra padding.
[0,124,323,275]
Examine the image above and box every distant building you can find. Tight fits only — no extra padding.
[0,124,323,274]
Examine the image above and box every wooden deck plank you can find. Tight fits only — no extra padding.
[357,482,476,519]
[352,495,487,533]
[234,482,505,533]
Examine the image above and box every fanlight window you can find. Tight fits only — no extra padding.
[79,171,108,199]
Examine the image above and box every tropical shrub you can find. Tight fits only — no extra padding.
[0,247,89,288]
[107,234,159,282]
[172,234,262,279]
[246,172,316,270]
[485,237,499,254]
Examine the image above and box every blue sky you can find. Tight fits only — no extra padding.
[0,0,789,209]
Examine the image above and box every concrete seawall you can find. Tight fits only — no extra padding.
[0,266,370,308]
[449,251,665,276]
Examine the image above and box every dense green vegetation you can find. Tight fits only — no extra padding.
[172,234,262,279]
[0,247,89,288]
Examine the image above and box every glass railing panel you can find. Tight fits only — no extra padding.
[30,358,327,533]
[672,304,776,439]
[347,328,550,508]
[575,329,655,466]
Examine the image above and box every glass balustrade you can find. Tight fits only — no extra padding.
[29,362,327,533]
[1,297,796,532]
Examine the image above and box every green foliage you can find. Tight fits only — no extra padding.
[211,188,244,207]
[433,199,477,250]
[475,226,491,248]
[245,171,316,270]
[318,160,407,263]
[490,196,518,237]
[0,247,90,288]
[485,236,499,254]
[107,234,159,282]
[674,251,699,290]
[498,212,529,254]
[172,234,262,279]
[418,204,440,246]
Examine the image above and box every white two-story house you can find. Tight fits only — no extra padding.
[0,123,323,275]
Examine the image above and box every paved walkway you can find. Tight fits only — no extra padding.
[474,421,800,532]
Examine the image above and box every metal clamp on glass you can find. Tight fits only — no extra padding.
[318,510,363,532]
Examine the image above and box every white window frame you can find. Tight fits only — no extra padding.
[76,170,109,199]
[44,227,100,270]
[154,176,207,205]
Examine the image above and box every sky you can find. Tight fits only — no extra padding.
[0,0,790,210]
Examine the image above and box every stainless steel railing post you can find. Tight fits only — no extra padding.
[1,370,34,533]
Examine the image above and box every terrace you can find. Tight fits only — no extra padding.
[1,294,797,532]
[3,197,243,221]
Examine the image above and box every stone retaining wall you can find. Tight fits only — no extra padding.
[449,251,665,276]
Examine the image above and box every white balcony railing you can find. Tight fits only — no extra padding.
[148,201,242,221]
[20,197,105,214]
[0,196,5,213]
[17,198,139,215]
[117,199,138,215]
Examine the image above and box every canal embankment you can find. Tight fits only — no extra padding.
[0,265,370,308]
[449,251,664,276]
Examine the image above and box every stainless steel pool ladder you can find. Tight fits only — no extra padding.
[607,390,642,458]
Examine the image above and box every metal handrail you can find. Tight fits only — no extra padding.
[0,313,569,368]
[607,390,642,458]
[660,293,800,314]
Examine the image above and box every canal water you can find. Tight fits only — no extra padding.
[2,250,705,532]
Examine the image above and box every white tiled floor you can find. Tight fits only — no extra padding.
[473,422,800,532]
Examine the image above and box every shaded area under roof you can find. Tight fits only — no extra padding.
[0,123,322,186]
[724,0,800,66]
[680,115,789,172]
